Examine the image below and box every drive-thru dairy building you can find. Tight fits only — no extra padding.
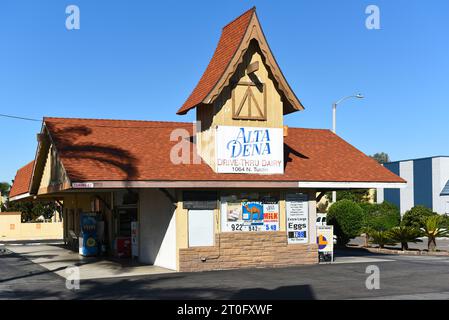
[9,8,405,272]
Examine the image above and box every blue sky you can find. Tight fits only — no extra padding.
[0,0,448,183]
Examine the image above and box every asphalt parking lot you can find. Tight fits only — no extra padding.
[2,244,449,300]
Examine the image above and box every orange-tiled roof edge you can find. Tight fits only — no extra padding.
[41,117,405,185]
[9,160,34,198]
[222,6,256,30]
[176,7,256,115]
[43,116,192,127]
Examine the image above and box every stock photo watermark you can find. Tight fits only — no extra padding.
[170,122,202,165]
[66,4,80,30]
[65,266,80,290]
[365,265,380,290]
[365,4,381,30]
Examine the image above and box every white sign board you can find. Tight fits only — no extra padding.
[215,126,284,174]
[286,193,309,244]
[72,182,94,188]
[317,225,334,263]
[317,225,333,253]
[188,210,214,247]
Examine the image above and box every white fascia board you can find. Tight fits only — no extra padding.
[9,193,31,202]
[297,181,407,189]
[69,180,406,190]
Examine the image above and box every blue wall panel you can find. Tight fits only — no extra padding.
[413,158,433,209]
[384,162,401,209]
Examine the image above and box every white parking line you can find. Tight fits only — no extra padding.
[396,255,449,261]
[355,291,449,300]
[1,242,63,246]
[333,256,395,264]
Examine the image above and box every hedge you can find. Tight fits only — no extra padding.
[360,202,401,231]
[327,199,364,245]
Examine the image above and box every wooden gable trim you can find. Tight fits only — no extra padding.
[37,182,72,195]
[203,11,304,115]
[30,123,72,196]
[29,123,50,195]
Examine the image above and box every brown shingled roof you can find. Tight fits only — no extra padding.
[43,117,404,184]
[9,160,34,198]
[177,7,255,115]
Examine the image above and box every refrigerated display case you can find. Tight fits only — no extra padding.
[115,237,131,258]
[114,206,137,258]
[79,212,98,256]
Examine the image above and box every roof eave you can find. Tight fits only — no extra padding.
[9,193,32,202]
[61,180,407,190]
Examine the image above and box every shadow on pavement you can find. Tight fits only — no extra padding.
[231,285,315,300]
[335,246,398,257]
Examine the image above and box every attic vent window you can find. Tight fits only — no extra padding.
[232,82,267,121]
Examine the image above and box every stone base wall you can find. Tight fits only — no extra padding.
[179,231,318,272]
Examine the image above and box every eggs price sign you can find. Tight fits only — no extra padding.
[286,193,309,244]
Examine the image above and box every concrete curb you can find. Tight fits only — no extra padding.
[350,245,449,256]
[0,239,64,246]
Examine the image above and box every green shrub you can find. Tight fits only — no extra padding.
[401,206,437,229]
[325,190,372,204]
[388,226,422,250]
[369,230,396,248]
[440,215,449,229]
[421,215,449,251]
[327,199,364,245]
[360,202,400,231]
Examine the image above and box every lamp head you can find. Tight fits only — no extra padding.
[356,93,364,99]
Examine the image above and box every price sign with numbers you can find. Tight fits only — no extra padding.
[286,193,309,244]
[221,197,280,232]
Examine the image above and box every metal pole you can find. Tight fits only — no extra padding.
[330,95,364,204]
[332,103,337,134]
[332,103,337,203]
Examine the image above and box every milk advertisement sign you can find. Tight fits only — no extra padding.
[262,202,279,231]
[215,126,284,174]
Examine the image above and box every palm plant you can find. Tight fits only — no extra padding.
[369,230,396,248]
[388,226,422,251]
[360,227,373,247]
[420,215,449,251]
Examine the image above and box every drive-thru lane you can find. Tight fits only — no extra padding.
[2,244,449,300]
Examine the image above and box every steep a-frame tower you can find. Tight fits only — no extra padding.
[177,7,304,171]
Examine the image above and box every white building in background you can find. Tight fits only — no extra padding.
[0,191,7,212]
[377,156,449,216]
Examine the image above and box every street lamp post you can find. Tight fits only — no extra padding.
[331,93,364,203]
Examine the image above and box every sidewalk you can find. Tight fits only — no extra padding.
[5,244,174,280]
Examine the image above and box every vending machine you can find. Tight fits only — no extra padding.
[79,213,98,256]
